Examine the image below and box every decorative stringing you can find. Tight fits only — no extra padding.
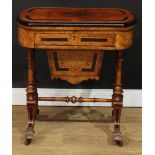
[47,50,104,84]
[41,38,68,42]
[81,38,108,42]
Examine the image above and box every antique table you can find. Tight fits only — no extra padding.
[17,7,136,146]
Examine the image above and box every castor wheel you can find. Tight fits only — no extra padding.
[116,140,123,147]
[25,127,34,145]
[112,130,123,146]
[24,139,32,145]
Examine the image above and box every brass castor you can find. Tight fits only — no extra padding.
[112,129,123,147]
[24,127,34,145]
[24,139,32,145]
[116,140,123,146]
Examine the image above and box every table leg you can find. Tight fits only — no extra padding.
[112,50,123,146]
[24,49,38,145]
[33,49,39,116]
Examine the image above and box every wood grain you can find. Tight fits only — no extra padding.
[17,7,136,27]
[17,7,136,50]
[18,25,135,50]
[47,50,103,84]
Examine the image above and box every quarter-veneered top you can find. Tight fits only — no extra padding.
[17,7,136,27]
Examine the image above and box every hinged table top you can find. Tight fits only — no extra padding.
[17,7,136,27]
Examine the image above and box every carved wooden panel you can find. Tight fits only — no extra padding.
[47,50,104,84]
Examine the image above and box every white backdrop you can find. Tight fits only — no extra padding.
[12,88,142,107]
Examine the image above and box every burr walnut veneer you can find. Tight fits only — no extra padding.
[17,7,136,146]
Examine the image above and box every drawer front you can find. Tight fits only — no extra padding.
[34,33,115,48]
[35,33,76,46]
[76,34,115,46]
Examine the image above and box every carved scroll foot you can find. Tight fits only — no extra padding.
[24,127,34,145]
[112,129,123,146]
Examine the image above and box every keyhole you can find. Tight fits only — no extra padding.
[73,35,76,40]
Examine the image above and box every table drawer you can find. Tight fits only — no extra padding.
[35,33,74,46]
[76,34,115,46]
[34,33,115,47]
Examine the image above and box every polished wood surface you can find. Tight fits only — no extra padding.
[17,7,136,27]
[47,50,104,84]
[38,96,112,103]
[13,106,142,155]
[18,22,134,50]
[17,7,136,145]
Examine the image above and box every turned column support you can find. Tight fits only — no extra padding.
[112,50,124,146]
[25,49,38,145]
[112,50,123,105]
